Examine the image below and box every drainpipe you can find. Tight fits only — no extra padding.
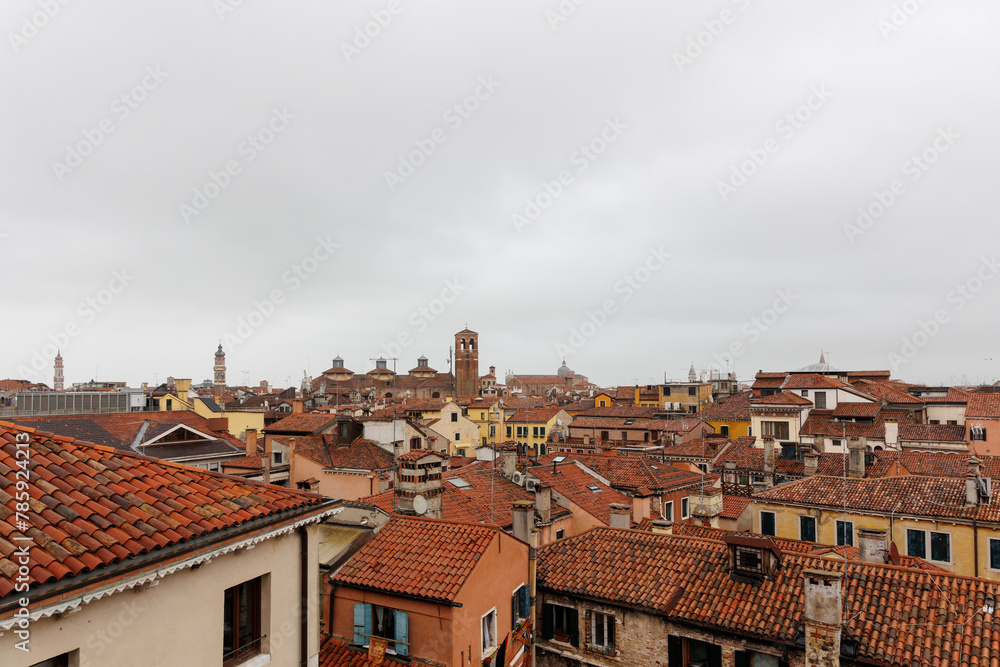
[300,526,309,667]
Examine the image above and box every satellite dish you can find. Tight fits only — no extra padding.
[413,494,427,515]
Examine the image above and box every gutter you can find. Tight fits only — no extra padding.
[0,500,339,622]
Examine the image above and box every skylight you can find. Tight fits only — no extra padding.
[446,478,472,489]
[586,484,601,492]
[553,455,567,463]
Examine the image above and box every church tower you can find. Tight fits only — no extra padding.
[53,351,64,391]
[454,328,479,398]
[214,344,227,387]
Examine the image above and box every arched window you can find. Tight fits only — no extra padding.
[431,392,441,398]
[460,338,466,351]
[470,339,476,350]
[384,392,393,398]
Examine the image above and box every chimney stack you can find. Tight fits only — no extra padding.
[631,491,651,524]
[535,482,552,524]
[512,500,534,543]
[288,437,297,486]
[813,435,826,454]
[857,527,889,564]
[690,487,723,528]
[967,456,986,505]
[763,436,776,476]
[803,568,843,667]
[803,452,819,477]
[608,503,631,529]
[292,399,303,414]
[848,437,866,478]
[501,446,517,479]
[650,519,673,535]
[245,429,258,457]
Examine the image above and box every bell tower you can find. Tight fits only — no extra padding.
[53,351,64,391]
[454,328,479,398]
[214,344,226,387]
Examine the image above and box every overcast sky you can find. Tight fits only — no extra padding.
[3,0,999,391]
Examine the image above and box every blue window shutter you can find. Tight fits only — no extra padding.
[394,610,409,656]
[354,603,371,645]
[519,585,530,618]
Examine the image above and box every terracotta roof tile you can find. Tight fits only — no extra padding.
[967,393,1000,419]
[750,391,812,406]
[528,462,632,524]
[266,414,339,434]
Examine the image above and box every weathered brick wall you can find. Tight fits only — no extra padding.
[536,591,807,667]
[804,621,841,667]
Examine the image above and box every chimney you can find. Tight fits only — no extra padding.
[292,399,303,414]
[608,503,631,529]
[175,378,191,399]
[723,460,737,486]
[803,452,819,477]
[813,435,826,454]
[690,487,723,528]
[245,429,258,457]
[763,436,775,476]
[967,456,986,505]
[857,527,889,564]
[288,437,296,486]
[631,492,651,524]
[512,500,534,543]
[535,482,552,524]
[650,519,673,535]
[883,420,898,448]
[501,447,517,479]
[848,437,866,478]
[803,568,843,667]
[263,433,272,484]
[583,434,590,446]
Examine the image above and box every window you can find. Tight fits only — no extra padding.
[929,419,940,425]
[224,576,262,665]
[481,608,497,655]
[662,501,673,522]
[556,529,565,539]
[681,497,689,520]
[907,529,926,559]
[907,530,951,562]
[506,426,512,437]
[454,433,460,441]
[990,539,1000,570]
[589,610,616,650]
[511,584,530,627]
[354,604,409,656]
[814,392,827,409]
[539,426,546,437]
[735,651,786,667]
[781,444,796,461]
[836,520,854,546]
[533,426,539,437]
[600,430,609,440]
[760,511,776,536]
[972,425,987,441]
[166,398,172,410]
[733,545,764,576]
[273,451,283,464]
[801,390,808,397]
[688,386,696,396]
[620,430,628,440]
[800,516,817,542]
[720,425,730,437]
[542,603,579,646]
[762,421,789,439]
[669,636,723,667]
[451,412,458,422]
[931,532,951,562]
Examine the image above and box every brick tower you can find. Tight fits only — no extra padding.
[214,344,226,387]
[454,328,479,398]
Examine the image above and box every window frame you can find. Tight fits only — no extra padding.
[814,391,827,409]
[681,497,690,520]
[907,529,952,563]
[760,511,776,536]
[836,520,854,547]
[481,607,498,657]
[223,576,263,666]
[990,538,1000,571]
[799,515,817,542]
[662,500,673,522]
[762,421,789,440]
[588,610,616,651]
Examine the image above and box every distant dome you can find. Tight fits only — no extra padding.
[795,352,839,373]
[557,359,572,378]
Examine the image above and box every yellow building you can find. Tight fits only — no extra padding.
[750,470,1000,580]
[460,397,503,446]
[153,378,265,439]
[630,381,714,412]
[504,405,572,454]
[697,391,751,438]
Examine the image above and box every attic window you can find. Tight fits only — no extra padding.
[586,485,601,493]
[447,478,472,489]
[624,419,635,425]
[733,545,764,575]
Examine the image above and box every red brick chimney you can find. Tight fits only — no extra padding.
[803,568,843,667]
[245,429,258,457]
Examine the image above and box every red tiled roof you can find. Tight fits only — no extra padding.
[0,421,328,601]
[333,517,500,603]
[697,392,751,422]
[539,454,708,494]
[529,462,632,525]
[266,413,339,434]
[538,527,1000,666]
[754,475,1000,522]
[967,393,1000,419]
[397,448,441,462]
[320,636,436,667]
[576,406,660,419]
[852,379,924,404]
[720,495,750,519]
[750,391,812,406]
[898,423,967,443]
[505,406,566,424]
[780,374,847,390]
[830,402,882,418]
[660,437,731,460]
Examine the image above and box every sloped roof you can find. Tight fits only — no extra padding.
[537,527,1000,666]
[266,413,339,434]
[0,421,329,602]
[967,393,1000,419]
[697,392,751,422]
[333,516,499,603]
[750,391,813,406]
[528,462,632,525]
[539,454,709,494]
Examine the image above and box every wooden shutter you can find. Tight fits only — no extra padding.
[735,650,751,667]
[567,607,579,647]
[519,585,530,619]
[668,636,683,666]
[541,604,553,639]
[708,643,723,667]
[394,610,408,656]
[353,603,371,645]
